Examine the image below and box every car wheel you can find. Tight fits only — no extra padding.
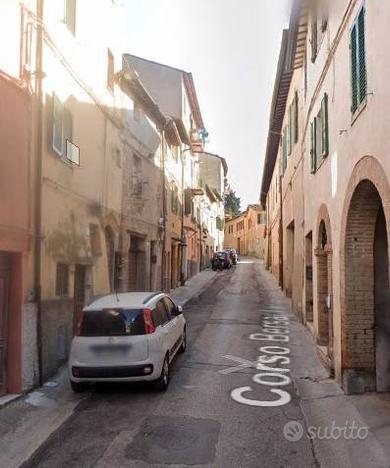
[179,328,187,353]
[154,354,169,391]
[70,380,89,393]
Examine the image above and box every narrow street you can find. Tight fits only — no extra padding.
[23,259,316,467]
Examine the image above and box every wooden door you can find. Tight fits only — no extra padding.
[0,255,10,396]
[73,265,86,333]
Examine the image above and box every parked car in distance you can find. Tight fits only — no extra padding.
[225,248,238,265]
[69,292,186,392]
[211,251,233,270]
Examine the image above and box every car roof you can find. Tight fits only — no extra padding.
[84,292,166,311]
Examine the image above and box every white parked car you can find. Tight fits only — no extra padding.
[69,292,186,392]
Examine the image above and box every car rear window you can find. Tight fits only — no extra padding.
[80,308,145,337]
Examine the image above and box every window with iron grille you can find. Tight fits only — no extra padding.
[56,263,69,297]
[350,6,367,115]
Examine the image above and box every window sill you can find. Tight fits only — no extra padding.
[351,99,367,126]
[51,150,76,170]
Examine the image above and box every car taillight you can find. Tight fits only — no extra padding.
[143,308,155,334]
[75,312,84,336]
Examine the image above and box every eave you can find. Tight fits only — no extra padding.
[118,69,167,130]
[165,120,181,147]
[260,29,293,206]
[174,118,191,145]
[183,72,206,132]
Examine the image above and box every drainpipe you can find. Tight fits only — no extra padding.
[34,0,44,385]
[180,147,192,285]
[161,128,167,291]
[279,174,284,289]
[180,149,185,285]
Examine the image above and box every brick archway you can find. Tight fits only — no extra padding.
[340,156,390,394]
[315,205,333,362]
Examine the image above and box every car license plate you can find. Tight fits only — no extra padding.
[90,344,131,355]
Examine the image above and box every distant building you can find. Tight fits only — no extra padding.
[224,205,266,258]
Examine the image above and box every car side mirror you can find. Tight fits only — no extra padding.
[176,305,183,315]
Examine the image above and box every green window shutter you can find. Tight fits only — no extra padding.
[310,118,317,174]
[321,93,329,157]
[294,91,299,143]
[350,24,358,113]
[357,7,367,104]
[287,111,292,156]
[311,16,318,62]
[282,127,288,174]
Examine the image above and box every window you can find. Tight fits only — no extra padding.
[311,0,328,62]
[64,0,76,35]
[163,297,176,320]
[293,91,299,144]
[288,106,292,156]
[258,213,266,224]
[153,300,169,326]
[132,154,142,196]
[53,94,63,155]
[52,93,77,163]
[310,93,329,173]
[63,107,73,150]
[350,6,367,115]
[171,183,180,215]
[23,22,33,75]
[281,127,288,175]
[79,309,146,336]
[56,263,69,296]
[287,92,299,153]
[107,49,115,93]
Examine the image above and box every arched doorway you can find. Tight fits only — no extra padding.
[342,179,390,393]
[316,221,330,346]
[315,205,333,366]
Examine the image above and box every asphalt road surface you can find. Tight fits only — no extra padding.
[23,259,317,468]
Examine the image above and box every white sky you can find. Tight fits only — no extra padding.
[124,0,291,208]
